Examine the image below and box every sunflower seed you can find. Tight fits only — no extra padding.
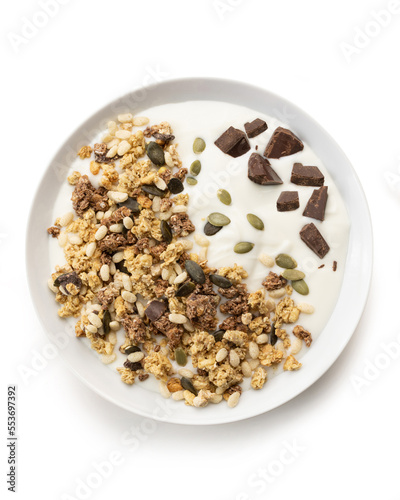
[181,377,198,395]
[185,260,206,284]
[249,341,259,359]
[275,253,297,269]
[147,141,165,166]
[178,368,194,379]
[282,269,305,281]
[207,212,231,227]
[193,138,206,154]
[227,391,240,408]
[159,381,170,399]
[212,330,225,342]
[209,274,232,288]
[161,220,173,244]
[234,242,254,254]
[258,253,274,268]
[292,279,309,295]
[167,177,184,194]
[186,177,198,186]
[204,221,222,236]
[297,302,314,314]
[102,310,111,335]
[247,213,264,230]
[175,347,187,366]
[229,350,240,367]
[270,323,278,346]
[128,351,144,363]
[125,345,141,355]
[175,281,196,297]
[217,189,232,205]
[142,184,167,197]
[216,348,228,362]
[190,160,201,176]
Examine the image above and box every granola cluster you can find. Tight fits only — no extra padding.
[47,112,314,409]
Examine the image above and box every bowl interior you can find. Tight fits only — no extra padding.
[26,78,372,425]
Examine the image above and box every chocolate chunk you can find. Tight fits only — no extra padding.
[333,261,337,272]
[264,127,304,159]
[276,191,299,212]
[248,153,283,185]
[244,118,268,139]
[303,186,328,221]
[145,300,166,322]
[291,163,324,187]
[300,223,330,258]
[124,360,142,372]
[214,126,250,158]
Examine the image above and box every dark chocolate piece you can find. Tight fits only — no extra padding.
[291,163,324,187]
[244,118,268,139]
[248,153,283,185]
[300,223,330,258]
[276,191,299,212]
[145,300,166,322]
[333,261,337,272]
[264,127,304,159]
[303,186,328,221]
[214,126,251,158]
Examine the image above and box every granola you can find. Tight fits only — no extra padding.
[47,110,317,410]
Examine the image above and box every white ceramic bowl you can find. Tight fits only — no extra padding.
[26,78,373,425]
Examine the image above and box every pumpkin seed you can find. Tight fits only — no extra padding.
[234,242,254,254]
[193,138,206,154]
[102,310,111,335]
[282,269,305,281]
[204,221,222,236]
[185,260,206,284]
[275,254,297,269]
[217,189,231,206]
[160,220,172,244]
[118,197,141,214]
[146,141,165,166]
[247,213,264,231]
[212,330,225,342]
[208,212,231,227]
[181,376,198,395]
[190,160,201,176]
[270,323,278,346]
[175,347,187,367]
[167,178,184,194]
[125,345,141,355]
[209,274,232,289]
[176,281,196,297]
[186,177,198,186]
[142,184,167,197]
[292,279,309,295]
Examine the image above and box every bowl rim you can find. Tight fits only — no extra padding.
[26,76,373,425]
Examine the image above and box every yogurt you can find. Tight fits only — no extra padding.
[50,100,350,385]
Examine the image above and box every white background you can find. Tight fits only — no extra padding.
[2,0,400,499]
